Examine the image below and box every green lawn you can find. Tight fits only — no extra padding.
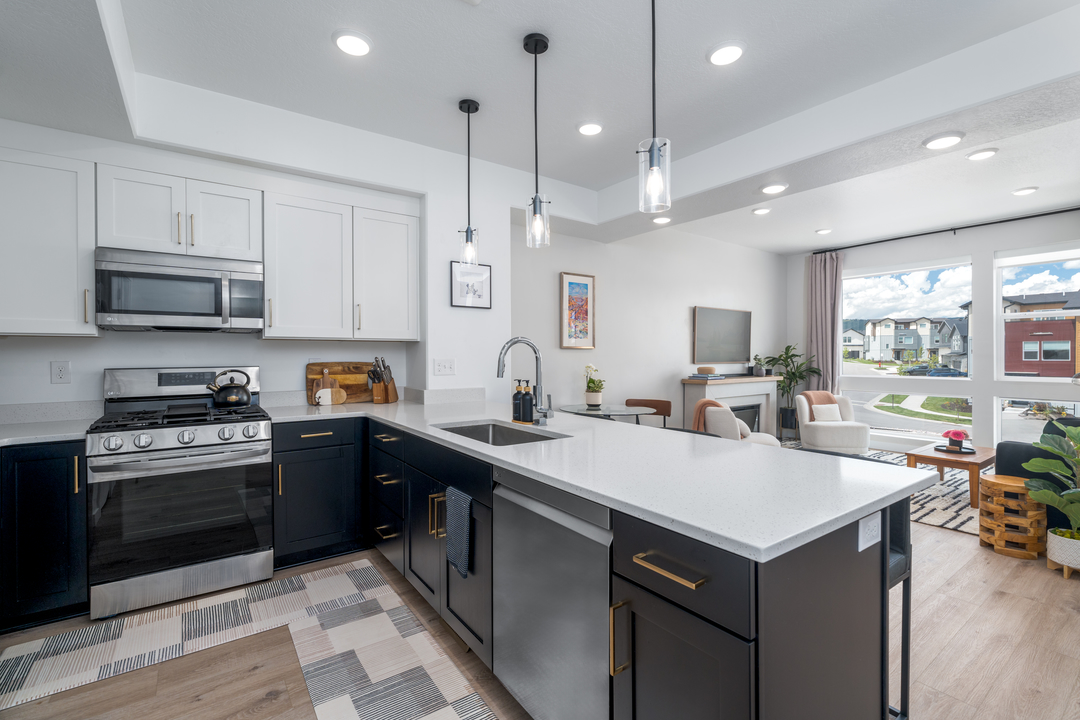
[875,404,972,425]
[921,396,972,417]
[879,394,909,405]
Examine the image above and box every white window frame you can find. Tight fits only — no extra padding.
[1042,340,1071,362]
[1022,341,1040,361]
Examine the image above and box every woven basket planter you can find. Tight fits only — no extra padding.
[1047,529,1080,572]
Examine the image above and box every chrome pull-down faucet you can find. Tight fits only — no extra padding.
[496,336,552,425]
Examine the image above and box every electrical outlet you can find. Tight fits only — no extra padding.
[51,361,71,385]
[858,511,882,552]
[434,358,456,376]
[308,358,322,364]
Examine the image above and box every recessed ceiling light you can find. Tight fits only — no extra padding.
[1012,186,1038,196]
[752,208,770,215]
[816,229,832,235]
[333,30,373,56]
[761,184,788,195]
[653,217,671,224]
[708,44,743,66]
[966,148,998,161]
[578,123,602,136]
[922,131,965,150]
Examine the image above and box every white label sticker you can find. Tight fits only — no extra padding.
[858,511,882,552]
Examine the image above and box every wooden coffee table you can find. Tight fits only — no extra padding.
[905,442,996,508]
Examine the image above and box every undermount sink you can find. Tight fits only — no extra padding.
[435,420,569,446]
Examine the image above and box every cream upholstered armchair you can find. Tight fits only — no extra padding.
[795,393,869,455]
[703,405,782,447]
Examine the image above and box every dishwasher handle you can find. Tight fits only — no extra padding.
[494,485,612,545]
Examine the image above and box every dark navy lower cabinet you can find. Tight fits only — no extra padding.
[0,441,88,628]
[273,422,359,567]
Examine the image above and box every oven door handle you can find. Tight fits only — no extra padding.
[87,443,272,483]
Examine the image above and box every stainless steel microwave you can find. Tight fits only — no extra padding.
[95,248,263,332]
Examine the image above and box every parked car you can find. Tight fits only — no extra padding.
[926,367,968,377]
[900,364,931,376]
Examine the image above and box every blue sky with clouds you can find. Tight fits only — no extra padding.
[844,265,971,319]
[1001,260,1080,296]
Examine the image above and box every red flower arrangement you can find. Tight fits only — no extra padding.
[942,429,970,441]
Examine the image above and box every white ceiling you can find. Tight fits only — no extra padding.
[678,116,1080,255]
[117,0,1080,190]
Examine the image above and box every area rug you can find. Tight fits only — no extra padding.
[782,441,980,535]
[0,560,497,719]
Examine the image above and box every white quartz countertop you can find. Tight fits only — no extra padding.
[267,400,937,563]
[0,419,94,448]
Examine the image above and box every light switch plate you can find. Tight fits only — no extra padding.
[858,511,882,552]
[50,361,71,384]
[434,358,456,376]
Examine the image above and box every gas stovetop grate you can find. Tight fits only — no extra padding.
[89,405,270,433]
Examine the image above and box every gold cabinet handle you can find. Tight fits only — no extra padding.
[428,493,439,535]
[177,211,182,245]
[84,289,89,323]
[609,601,629,676]
[190,213,195,246]
[374,434,397,442]
[278,464,282,495]
[300,431,333,438]
[268,298,272,327]
[632,553,707,590]
[74,458,79,494]
[374,473,398,485]
[374,525,399,540]
[434,496,446,538]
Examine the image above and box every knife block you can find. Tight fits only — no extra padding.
[372,379,399,404]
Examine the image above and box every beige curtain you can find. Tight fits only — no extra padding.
[807,251,843,393]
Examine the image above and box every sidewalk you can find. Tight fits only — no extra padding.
[897,394,969,420]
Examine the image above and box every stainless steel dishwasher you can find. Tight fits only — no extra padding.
[493,468,612,720]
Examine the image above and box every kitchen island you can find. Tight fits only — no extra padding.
[267,400,936,720]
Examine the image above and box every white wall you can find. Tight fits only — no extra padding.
[510,226,789,427]
[0,332,404,409]
[786,209,1080,447]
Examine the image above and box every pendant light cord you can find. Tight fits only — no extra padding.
[651,0,656,139]
[467,110,471,226]
[534,52,539,195]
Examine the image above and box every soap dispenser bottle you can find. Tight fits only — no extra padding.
[521,381,535,424]
[512,380,524,422]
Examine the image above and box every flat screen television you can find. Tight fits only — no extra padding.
[693,307,751,364]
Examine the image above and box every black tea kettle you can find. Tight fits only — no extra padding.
[206,369,252,408]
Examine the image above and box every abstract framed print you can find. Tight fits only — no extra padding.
[560,272,595,349]
[450,262,492,309]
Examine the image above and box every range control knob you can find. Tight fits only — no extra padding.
[133,433,153,449]
[242,424,260,439]
[103,435,124,451]
[177,430,196,445]
[218,426,235,441]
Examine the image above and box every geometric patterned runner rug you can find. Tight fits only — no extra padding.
[782,442,981,536]
[0,559,498,719]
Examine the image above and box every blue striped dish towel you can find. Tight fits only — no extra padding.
[445,486,472,579]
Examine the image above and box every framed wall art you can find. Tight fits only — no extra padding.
[450,262,492,309]
[560,272,595,349]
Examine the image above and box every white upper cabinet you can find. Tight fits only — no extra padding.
[353,208,419,341]
[97,165,262,261]
[185,179,262,261]
[0,148,97,336]
[97,165,186,254]
[263,193,353,340]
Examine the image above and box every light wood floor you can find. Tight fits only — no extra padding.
[3,525,1079,719]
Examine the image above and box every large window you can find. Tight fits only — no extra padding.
[843,391,972,439]
[842,264,971,376]
[999,255,1080,380]
[1000,398,1080,444]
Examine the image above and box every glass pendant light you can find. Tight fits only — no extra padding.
[638,0,670,213]
[458,98,480,265]
[524,33,550,248]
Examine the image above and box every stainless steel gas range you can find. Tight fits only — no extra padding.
[85,367,274,619]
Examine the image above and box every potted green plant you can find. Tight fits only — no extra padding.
[1021,422,1080,571]
[763,344,822,430]
[584,364,604,409]
[752,354,766,377]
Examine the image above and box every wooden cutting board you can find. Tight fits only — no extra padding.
[305,362,375,405]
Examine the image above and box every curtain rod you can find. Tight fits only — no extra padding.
[812,205,1080,255]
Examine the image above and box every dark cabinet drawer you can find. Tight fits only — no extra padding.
[369,421,404,459]
[370,448,404,516]
[613,511,755,639]
[274,445,356,559]
[611,575,754,720]
[372,499,404,575]
[404,433,492,507]
[273,419,354,452]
